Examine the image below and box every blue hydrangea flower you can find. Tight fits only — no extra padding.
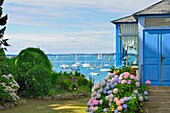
[103,90,107,94]
[111,84,115,88]
[107,90,113,94]
[103,108,108,112]
[114,109,118,113]
[134,90,138,94]
[144,91,148,95]
[124,97,128,101]
[123,104,128,109]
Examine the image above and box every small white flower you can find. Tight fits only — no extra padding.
[139,96,144,101]
[135,82,140,87]
[113,88,118,94]
[99,100,103,104]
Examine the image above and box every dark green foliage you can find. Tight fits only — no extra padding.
[57,71,93,94]
[74,71,81,76]
[51,71,58,88]
[22,66,52,97]
[0,48,5,74]
[60,80,70,90]
[109,66,131,75]
[15,47,52,73]
[0,0,9,51]
[13,47,53,97]
[0,0,4,6]
[3,56,17,75]
[77,77,88,86]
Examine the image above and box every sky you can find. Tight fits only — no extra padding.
[3,0,160,54]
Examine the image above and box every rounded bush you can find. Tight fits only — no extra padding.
[22,66,52,97]
[14,47,52,94]
[15,47,52,73]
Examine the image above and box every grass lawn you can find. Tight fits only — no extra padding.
[1,97,90,113]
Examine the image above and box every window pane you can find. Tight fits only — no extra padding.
[145,17,170,27]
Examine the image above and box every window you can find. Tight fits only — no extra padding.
[145,17,170,27]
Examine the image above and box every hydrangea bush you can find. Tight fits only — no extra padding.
[0,74,20,103]
[86,72,151,113]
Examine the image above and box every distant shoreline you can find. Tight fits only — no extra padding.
[6,53,137,56]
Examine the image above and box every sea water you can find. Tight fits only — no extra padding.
[48,54,137,84]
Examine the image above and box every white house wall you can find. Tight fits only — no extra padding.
[138,16,145,80]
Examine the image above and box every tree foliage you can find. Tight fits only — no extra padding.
[0,0,9,51]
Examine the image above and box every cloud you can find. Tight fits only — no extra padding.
[4,0,160,27]
[5,30,115,54]
[3,0,160,54]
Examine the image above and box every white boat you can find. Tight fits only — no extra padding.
[72,63,78,67]
[60,64,70,69]
[60,64,69,69]
[82,63,90,68]
[82,55,90,68]
[100,68,111,72]
[97,54,102,60]
[75,62,81,66]
[72,54,81,67]
[72,61,81,67]
[90,72,99,76]
[55,55,58,60]
[104,63,110,67]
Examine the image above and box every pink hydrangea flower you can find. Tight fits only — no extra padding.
[146,80,151,85]
[116,101,121,106]
[93,100,98,105]
[120,99,125,104]
[128,80,131,84]
[121,80,127,85]
[123,72,130,78]
[117,106,123,111]
[114,97,119,102]
[130,75,135,79]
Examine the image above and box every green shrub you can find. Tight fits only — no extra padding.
[13,47,53,96]
[77,77,88,86]
[2,57,17,75]
[15,47,52,75]
[21,66,52,97]
[0,49,6,75]
[48,88,57,96]
[68,83,78,91]
[60,80,70,90]
[74,71,81,76]
[51,71,58,88]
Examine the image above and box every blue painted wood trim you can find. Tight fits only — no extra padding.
[116,24,119,67]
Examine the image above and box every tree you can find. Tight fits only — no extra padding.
[0,0,8,74]
[0,0,9,51]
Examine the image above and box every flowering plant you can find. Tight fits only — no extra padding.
[0,74,20,102]
[86,72,151,113]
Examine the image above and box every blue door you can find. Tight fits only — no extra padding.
[162,30,170,86]
[143,29,170,86]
